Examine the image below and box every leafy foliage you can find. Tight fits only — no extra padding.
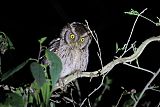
[0,36,62,107]
[30,62,46,88]
[45,49,62,87]
[0,32,14,54]
[1,93,24,107]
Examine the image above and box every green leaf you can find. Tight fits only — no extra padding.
[1,59,30,81]
[116,42,119,53]
[41,80,52,107]
[124,9,139,16]
[38,37,47,44]
[45,49,62,87]
[30,62,46,88]
[5,93,24,107]
[122,98,134,107]
[105,76,112,85]
[6,36,15,50]
[0,32,15,54]
[0,103,10,107]
[30,81,41,104]
[116,42,118,50]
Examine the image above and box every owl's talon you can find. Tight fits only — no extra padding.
[97,69,101,76]
[76,70,82,78]
[58,79,66,91]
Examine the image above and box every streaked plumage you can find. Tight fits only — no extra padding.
[49,22,92,78]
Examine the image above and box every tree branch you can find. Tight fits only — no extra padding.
[133,68,160,107]
[53,35,160,91]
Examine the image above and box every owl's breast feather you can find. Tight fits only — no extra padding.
[71,49,81,68]
[56,46,88,78]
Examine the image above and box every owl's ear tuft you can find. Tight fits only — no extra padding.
[67,23,72,29]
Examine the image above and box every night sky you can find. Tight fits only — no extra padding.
[1,0,160,106]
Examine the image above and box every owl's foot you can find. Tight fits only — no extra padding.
[74,70,82,78]
[58,78,68,91]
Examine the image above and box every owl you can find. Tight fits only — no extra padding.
[49,22,92,78]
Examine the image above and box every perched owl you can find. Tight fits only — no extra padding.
[49,22,92,78]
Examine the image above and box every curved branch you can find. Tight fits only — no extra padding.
[53,35,160,91]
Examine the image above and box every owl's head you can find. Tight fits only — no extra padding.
[60,22,92,49]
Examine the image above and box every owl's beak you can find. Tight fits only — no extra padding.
[69,42,79,49]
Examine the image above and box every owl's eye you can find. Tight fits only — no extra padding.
[70,34,75,39]
[80,37,85,42]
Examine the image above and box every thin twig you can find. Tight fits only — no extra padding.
[123,62,154,75]
[70,88,76,107]
[157,101,160,107]
[85,20,103,68]
[122,8,147,57]
[63,96,77,105]
[80,74,106,107]
[115,91,126,107]
[139,14,157,25]
[133,68,160,107]
[93,31,103,68]
[74,80,82,105]
[92,79,110,107]
[149,88,160,93]
[88,99,91,107]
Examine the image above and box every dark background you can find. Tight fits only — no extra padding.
[1,0,160,106]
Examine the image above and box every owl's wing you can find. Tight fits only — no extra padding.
[41,38,60,65]
[49,38,61,52]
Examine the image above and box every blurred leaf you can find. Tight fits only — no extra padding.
[30,62,46,88]
[122,98,134,107]
[0,56,1,74]
[105,76,112,85]
[122,92,146,107]
[30,81,41,105]
[6,36,15,50]
[0,33,8,54]
[41,80,52,107]
[103,76,112,90]
[38,37,47,44]
[50,102,56,107]
[45,49,62,87]
[14,88,23,96]
[0,32,14,54]
[30,78,52,106]
[28,94,34,104]
[5,93,24,107]
[0,103,10,107]
[116,42,119,52]
[1,59,30,81]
